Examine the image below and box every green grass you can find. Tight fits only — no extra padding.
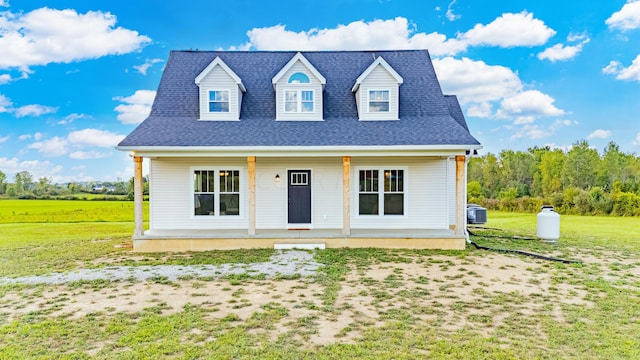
[0,199,149,223]
[1,202,639,359]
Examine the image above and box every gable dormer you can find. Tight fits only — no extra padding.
[272,52,326,121]
[195,57,246,121]
[352,56,403,121]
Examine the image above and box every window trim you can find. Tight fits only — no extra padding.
[207,89,231,113]
[367,89,391,113]
[355,166,408,218]
[190,166,243,219]
[284,89,315,113]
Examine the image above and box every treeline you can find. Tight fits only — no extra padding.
[468,140,640,216]
[0,170,149,200]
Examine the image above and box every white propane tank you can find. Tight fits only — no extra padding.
[537,205,560,242]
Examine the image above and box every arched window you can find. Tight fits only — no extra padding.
[288,72,310,84]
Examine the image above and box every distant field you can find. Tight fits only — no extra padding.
[0,199,148,223]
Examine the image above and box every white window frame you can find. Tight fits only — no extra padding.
[355,166,407,217]
[367,89,390,113]
[208,89,230,113]
[191,166,243,218]
[284,89,314,113]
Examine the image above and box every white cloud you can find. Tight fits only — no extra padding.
[58,113,88,125]
[446,0,461,21]
[466,102,493,118]
[433,57,522,104]
[18,134,31,141]
[587,129,612,140]
[34,132,43,141]
[538,37,590,62]
[27,136,68,157]
[67,129,125,148]
[510,124,553,140]
[462,11,556,48]
[0,71,29,84]
[606,1,640,31]
[0,1,8,7]
[133,58,163,75]
[498,90,565,119]
[0,135,9,143]
[602,55,640,81]
[0,94,12,113]
[69,151,112,160]
[239,13,554,56]
[0,157,64,180]
[14,104,58,118]
[0,8,150,70]
[113,90,155,124]
[634,132,640,145]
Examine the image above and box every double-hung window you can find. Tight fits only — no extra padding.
[285,90,314,113]
[209,90,230,112]
[368,90,390,112]
[358,169,404,215]
[193,169,240,216]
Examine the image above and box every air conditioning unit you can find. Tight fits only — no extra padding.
[467,204,487,224]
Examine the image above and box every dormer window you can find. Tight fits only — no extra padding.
[368,90,390,112]
[288,72,310,84]
[272,53,326,121]
[195,57,245,121]
[209,90,230,112]
[352,56,403,121]
[285,90,314,112]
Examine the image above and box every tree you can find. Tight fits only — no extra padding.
[0,170,6,194]
[481,153,502,198]
[562,140,599,190]
[539,149,565,197]
[14,171,34,196]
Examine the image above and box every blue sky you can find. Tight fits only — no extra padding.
[1,0,639,183]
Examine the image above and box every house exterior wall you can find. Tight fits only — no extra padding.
[274,61,324,121]
[198,66,242,121]
[448,157,456,227]
[350,157,449,230]
[355,66,400,121]
[148,156,450,232]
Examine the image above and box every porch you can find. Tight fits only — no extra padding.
[132,228,466,252]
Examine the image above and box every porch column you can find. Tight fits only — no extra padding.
[248,156,256,236]
[342,156,351,235]
[133,155,144,237]
[455,155,466,237]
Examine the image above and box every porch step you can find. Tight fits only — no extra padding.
[274,243,326,250]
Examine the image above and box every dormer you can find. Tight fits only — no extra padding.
[195,57,246,121]
[352,56,403,121]
[272,53,326,121]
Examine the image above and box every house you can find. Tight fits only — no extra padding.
[117,50,481,252]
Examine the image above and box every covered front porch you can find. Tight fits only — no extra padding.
[132,228,466,252]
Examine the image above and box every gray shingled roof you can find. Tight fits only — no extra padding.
[118,50,480,148]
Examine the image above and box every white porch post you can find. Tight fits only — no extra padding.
[133,155,144,237]
[455,155,466,237]
[248,156,256,236]
[342,156,351,235]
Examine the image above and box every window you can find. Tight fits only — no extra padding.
[285,90,314,112]
[290,172,308,185]
[358,169,404,215]
[219,170,240,215]
[368,90,390,112]
[288,72,310,83]
[193,169,240,216]
[208,90,229,112]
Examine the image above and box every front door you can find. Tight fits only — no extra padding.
[288,170,311,224]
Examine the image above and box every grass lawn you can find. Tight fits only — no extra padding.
[1,201,639,359]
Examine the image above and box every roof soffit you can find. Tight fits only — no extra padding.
[195,56,246,92]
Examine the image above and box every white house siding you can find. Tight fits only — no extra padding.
[275,61,323,121]
[198,66,241,121]
[255,157,342,229]
[355,66,400,121]
[149,158,248,230]
[350,157,449,230]
[448,157,456,227]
